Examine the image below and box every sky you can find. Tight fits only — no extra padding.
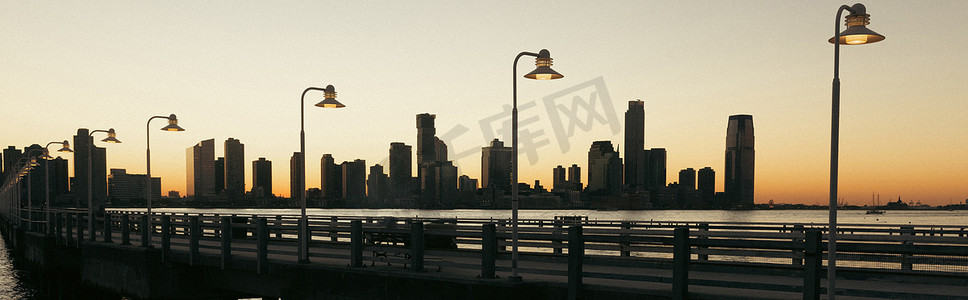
[1,1,966,206]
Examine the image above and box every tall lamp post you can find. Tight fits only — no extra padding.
[145,114,185,246]
[86,129,121,241]
[42,141,73,234]
[827,3,884,299]
[298,84,344,263]
[510,49,563,281]
[21,155,41,231]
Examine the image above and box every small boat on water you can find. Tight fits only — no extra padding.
[866,193,885,215]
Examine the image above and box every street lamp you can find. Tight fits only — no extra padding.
[85,129,121,241]
[21,154,42,231]
[510,49,563,281]
[298,84,344,263]
[43,140,73,234]
[145,114,184,246]
[827,3,884,299]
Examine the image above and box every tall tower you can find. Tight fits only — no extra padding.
[697,167,715,205]
[341,159,367,205]
[725,114,755,207]
[388,142,412,200]
[481,138,512,191]
[624,100,645,189]
[552,165,566,190]
[416,113,436,166]
[367,164,389,206]
[224,138,245,202]
[587,141,622,195]
[252,157,272,198]
[187,139,216,201]
[74,129,107,209]
[567,164,582,191]
[320,154,341,200]
[644,148,667,190]
[289,152,303,200]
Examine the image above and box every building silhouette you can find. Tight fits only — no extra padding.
[48,156,70,199]
[214,157,225,195]
[624,100,645,190]
[388,142,412,202]
[289,152,303,201]
[458,175,478,192]
[678,168,696,191]
[367,164,388,206]
[568,164,582,191]
[481,138,512,191]
[223,138,245,202]
[697,167,716,205]
[341,159,366,206]
[644,148,667,191]
[553,165,567,190]
[725,114,755,208]
[108,169,160,202]
[252,157,272,198]
[587,141,622,195]
[2,146,21,177]
[187,139,216,202]
[320,154,341,201]
[416,113,436,168]
[73,129,107,210]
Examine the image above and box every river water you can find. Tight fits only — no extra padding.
[2,209,967,299]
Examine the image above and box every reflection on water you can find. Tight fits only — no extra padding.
[0,235,35,299]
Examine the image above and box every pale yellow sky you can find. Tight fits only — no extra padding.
[2,1,966,205]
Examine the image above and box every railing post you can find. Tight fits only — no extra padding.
[257,217,268,274]
[275,215,282,239]
[350,220,363,268]
[66,213,74,247]
[55,213,63,245]
[190,216,200,266]
[411,221,424,272]
[567,225,584,300]
[120,214,131,246]
[793,225,804,266]
[140,214,150,247]
[553,219,563,255]
[77,214,84,244]
[697,223,709,262]
[330,216,339,242]
[221,216,232,269]
[803,230,822,300]
[901,226,914,271]
[161,215,171,263]
[482,223,497,279]
[673,227,690,300]
[621,221,632,257]
[103,213,113,243]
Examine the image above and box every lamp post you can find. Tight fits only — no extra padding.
[145,114,185,246]
[510,49,563,281]
[86,129,121,241]
[298,84,344,263]
[42,141,73,234]
[827,3,884,299]
[22,156,40,231]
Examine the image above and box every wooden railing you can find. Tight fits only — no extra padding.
[13,209,968,299]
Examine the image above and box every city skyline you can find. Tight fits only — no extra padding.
[2,1,967,205]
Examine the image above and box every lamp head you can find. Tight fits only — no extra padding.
[40,149,53,160]
[101,128,122,143]
[58,140,73,152]
[829,3,885,45]
[29,157,39,167]
[161,114,185,131]
[315,85,345,108]
[524,49,564,80]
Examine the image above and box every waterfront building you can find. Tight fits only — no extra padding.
[223,138,245,202]
[187,139,216,201]
[481,138,512,191]
[252,157,272,198]
[624,100,645,189]
[725,114,755,207]
[587,141,622,195]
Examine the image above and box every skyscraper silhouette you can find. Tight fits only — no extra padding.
[552,165,566,190]
[367,164,388,206]
[624,100,645,189]
[725,114,755,207]
[187,139,216,201]
[224,138,245,202]
[416,113,436,167]
[481,138,512,191]
[697,167,716,205]
[320,154,341,200]
[74,129,107,209]
[342,159,366,206]
[388,142,412,201]
[214,157,225,195]
[290,152,303,200]
[587,141,622,195]
[252,157,272,198]
[644,148,667,191]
